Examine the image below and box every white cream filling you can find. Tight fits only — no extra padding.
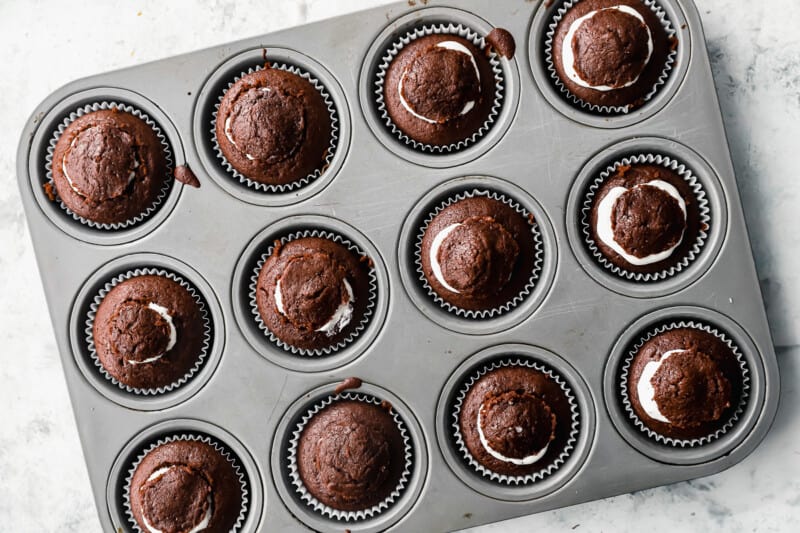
[274,278,354,337]
[398,40,481,124]
[562,5,653,91]
[141,466,213,533]
[596,179,686,266]
[476,408,550,466]
[224,87,271,161]
[636,349,686,423]
[429,223,463,294]
[61,134,138,197]
[127,302,177,366]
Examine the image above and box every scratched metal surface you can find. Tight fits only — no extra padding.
[15,0,779,531]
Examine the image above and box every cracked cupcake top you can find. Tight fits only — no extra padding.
[216,66,331,185]
[51,108,169,225]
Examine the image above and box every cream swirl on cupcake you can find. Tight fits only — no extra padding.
[595,179,686,266]
[561,5,654,91]
[61,126,139,198]
[636,348,684,423]
[398,40,482,124]
[223,87,272,161]
[140,466,213,533]
[476,407,550,465]
[475,390,556,466]
[275,277,354,337]
[428,223,464,294]
[126,302,178,366]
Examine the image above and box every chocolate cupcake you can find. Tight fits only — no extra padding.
[215,64,333,188]
[584,155,708,279]
[90,272,208,392]
[454,360,578,482]
[548,0,676,112]
[253,233,374,354]
[418,192,541,315]
[49,106,171,226]
[623,323,748,443]
[377,25,503,151]
[126,437,246,533]
[290,393,411,518]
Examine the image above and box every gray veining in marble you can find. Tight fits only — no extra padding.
[0,1,797,531]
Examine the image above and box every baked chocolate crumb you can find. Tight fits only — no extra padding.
[174,165,200,188]
[380,399,393,412]
[486,28,516,59]
[334,377,363,394]
[43,182,56,201]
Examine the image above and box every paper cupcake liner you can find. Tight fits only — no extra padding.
[415,189,544,319]
[248,229,378,357]
[619,320,751,447]
[122,433,249,533]
[44,101,174,230]
[85,268,212,396]
[374,23,505,153]
[544,0,678,114]
[580,153,711,282]
[451,357,581,485]
[211,62,339,193]
[286,392,414,522]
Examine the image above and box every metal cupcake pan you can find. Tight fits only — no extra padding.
[15,0,779,532]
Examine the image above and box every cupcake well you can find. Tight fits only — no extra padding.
[286,392,414,522]
[415,189,544,319]
[122,433,250,533]
[85,267,212,396]
[249,229,378,357]
[543,0,678,114]
[580,153,711,282]
[451,357,581,485]
[374,23,505,153]
[619,320,750,447]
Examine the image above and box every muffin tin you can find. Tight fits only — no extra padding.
[16,0,779,531]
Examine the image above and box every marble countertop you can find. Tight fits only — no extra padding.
[0,0,797,531]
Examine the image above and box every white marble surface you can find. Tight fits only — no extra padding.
[0,1,798,531]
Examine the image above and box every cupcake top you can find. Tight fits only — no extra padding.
[93,274,206,390]
[627,326,744,441]
[589,163,702,274]
[51,108,169,225]
[296,399,406,512]
[552,0,674,110]
[383,33,496,147]
[216,66,332,186]
[458,364,574,478]
[129,439,243,533]
[255,236,372,352]
[420,195,537,312]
